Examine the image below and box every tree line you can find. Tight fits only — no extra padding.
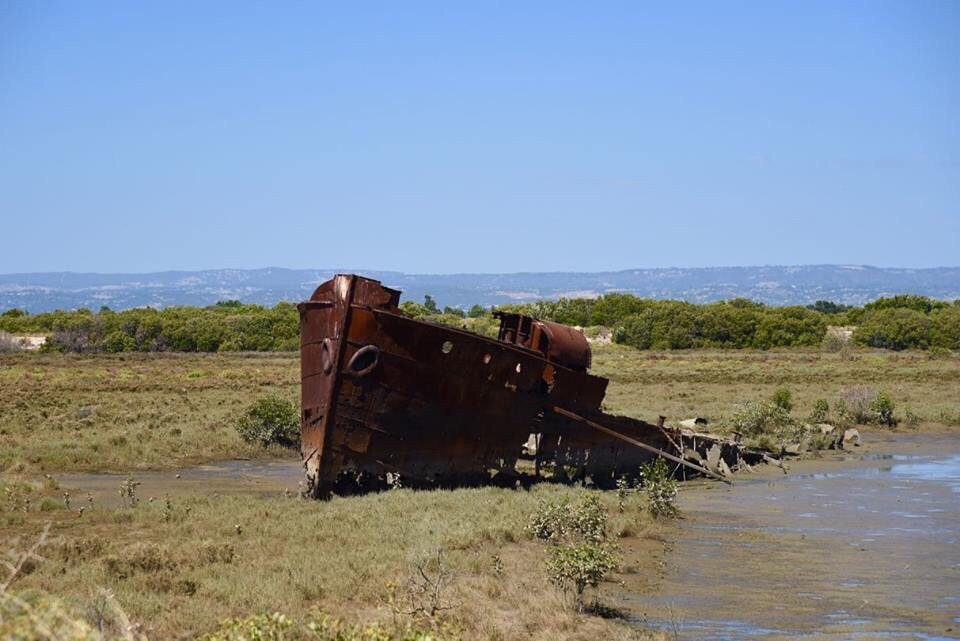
[1,293,958,353]
[0,301,299,353]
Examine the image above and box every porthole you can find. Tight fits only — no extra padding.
[320,338,334,374]
[441,341,454,354]
[347,345,380,377]
[482,353,492,364]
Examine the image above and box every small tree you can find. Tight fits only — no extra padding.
[809,399,830,423]
[235,395,299,447]
[853,308,933,350]
[467,304,487,319]
[772,388,793,412]
[527,495,616,611]
[546,543,618,612]
[638,458,679,518]
[870,392,897,427]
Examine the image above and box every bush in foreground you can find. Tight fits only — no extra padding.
[545,543,618,613]
[527,495,618,611]
[638,458,679,518]
[235,396,299,448]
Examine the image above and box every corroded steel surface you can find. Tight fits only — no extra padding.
[298,274,751,498]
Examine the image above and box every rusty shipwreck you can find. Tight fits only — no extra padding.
[298,274,752,498]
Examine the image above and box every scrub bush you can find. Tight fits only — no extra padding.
[809,399,830,423]
[545,543,618,612]
[772,388,793,412]
[527,495,606,544]
[729,401,798,438]
[638,458,678,518]
[870,391,897,427]
[235,395,299,448]
[527,495,616,611]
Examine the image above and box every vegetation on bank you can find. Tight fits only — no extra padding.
[1,480,670,641]
[1,343,957,637]
[2,294,959,353]
[2,346,957,477]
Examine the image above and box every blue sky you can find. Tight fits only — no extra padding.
[1,1,957,274]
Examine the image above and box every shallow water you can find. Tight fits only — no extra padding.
[58,458,303,506]
[623,435,960,641]
[57,437,960,639]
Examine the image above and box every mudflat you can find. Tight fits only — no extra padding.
[621,430,960,640]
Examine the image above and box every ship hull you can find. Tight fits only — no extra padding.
[299,275,718,497]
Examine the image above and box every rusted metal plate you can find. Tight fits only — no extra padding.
[299,274,754,498]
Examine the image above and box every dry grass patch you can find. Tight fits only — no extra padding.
[3,482,667,641]
[0,352,299,474]
[592,344,960,431]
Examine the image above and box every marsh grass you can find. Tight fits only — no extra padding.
[590,344,960,431]
[2,345,955,639]
[2,482,666,641]
[2,347,957,475]
[0,352,298,474]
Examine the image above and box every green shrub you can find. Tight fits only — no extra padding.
[853,308,933,350]
[864,295,949,314]
[729,401,799,438]
[545,543,618,612]
[752,306,827,349]
[527,494,616,611]
[527,495,606,544]
[235,396,299,448]
[809,398,830,423]
[199,612,292,641]
[870,391,897,427]
[638,458,678,518]
[771,388,793,412]
[38,497,63,512]
[103,330,136,353]
[931,307,960,350]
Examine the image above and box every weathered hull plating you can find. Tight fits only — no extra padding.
[298,274,743,498]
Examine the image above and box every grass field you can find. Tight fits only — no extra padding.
[3,480,670,641]
[591,344,960,431]
[1,345,958,639]
[0,352,298,474]
[1,345,957,475]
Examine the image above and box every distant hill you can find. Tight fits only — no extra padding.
[1,266,958,313]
